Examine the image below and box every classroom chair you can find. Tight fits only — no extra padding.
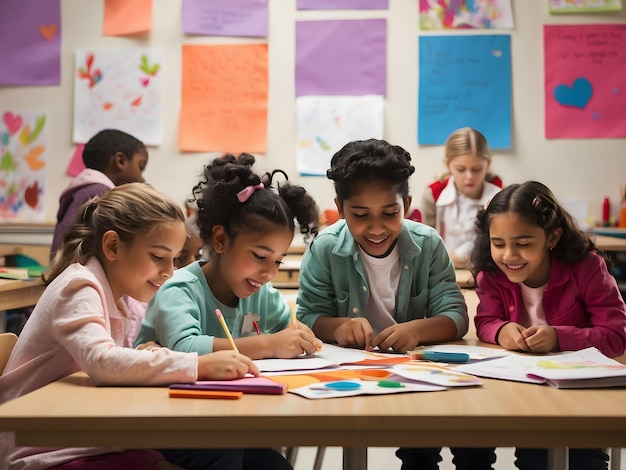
[284,446,326,469]
[610,447,621,470]
[0,332,18,374]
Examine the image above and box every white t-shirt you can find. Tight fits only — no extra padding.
[358,244,401,335]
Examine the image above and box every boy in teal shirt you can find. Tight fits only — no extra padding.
[297,138,494,470]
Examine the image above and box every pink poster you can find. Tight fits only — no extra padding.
[544,24,626,139]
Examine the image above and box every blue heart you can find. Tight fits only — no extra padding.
[554,78,593,109]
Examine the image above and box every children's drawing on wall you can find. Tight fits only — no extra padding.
[73,48,163,145]
[549,0,622,13]
[418,34,512,148]
[296,95,384,176]
[0,0,61,86]
[544,24,626,138]
[419,0,514,30]
[0,110,47,220]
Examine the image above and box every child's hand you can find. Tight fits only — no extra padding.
[136,340,161,351]
[197,350,260,380]
[497,322,532,352]
[521,325,558,353]
[269,327,323,358]
[334,318,374,350]
[371,323,417,353]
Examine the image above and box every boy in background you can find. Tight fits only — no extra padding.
[50,129,148,260]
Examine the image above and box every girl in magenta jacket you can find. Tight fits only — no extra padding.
[470,180,625,470]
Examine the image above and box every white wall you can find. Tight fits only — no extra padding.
[1,0,625,225]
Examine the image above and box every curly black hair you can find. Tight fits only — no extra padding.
[190,153,318,254]
[470,180,611,276]
[326,139,415,207]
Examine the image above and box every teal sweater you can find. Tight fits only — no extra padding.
[296,219,468,338]
[135,261,291,353]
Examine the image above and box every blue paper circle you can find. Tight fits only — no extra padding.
[325,381,361,391]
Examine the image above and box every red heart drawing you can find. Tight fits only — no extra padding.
[3,112,22,135]
[24,181,40,209]
[140,77,150,87]
[39,24,58,41]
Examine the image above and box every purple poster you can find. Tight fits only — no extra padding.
[295,19,387,97]
[182,0,268,38]
[0,0,61,85]
[297,0,388,9]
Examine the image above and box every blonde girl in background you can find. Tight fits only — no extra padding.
[415,127,502,268]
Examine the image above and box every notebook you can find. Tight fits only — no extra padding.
[169,376,287,395]
[455,347,626,389]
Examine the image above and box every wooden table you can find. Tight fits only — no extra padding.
[592,234,626,252]
[0,277,45,311]
[0,341,624,470]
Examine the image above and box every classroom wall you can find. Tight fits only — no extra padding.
[1,0,625,226]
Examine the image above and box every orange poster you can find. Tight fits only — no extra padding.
[178,44,268,154]
[103,0,152,36]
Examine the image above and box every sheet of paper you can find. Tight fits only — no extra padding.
[103,0,152,36]
[182,0,268,38]
[295,19,386,97]
[0,0,61,86]
[392,365,483,387]
[455,347,626,386]
[289,379,445,399]
[253,343,409,372]
[418,34,512,148]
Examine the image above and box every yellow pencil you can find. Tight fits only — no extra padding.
[215,309,239,353]
[290,308,297,329]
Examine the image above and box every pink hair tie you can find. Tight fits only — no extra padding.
[236,183,264,203]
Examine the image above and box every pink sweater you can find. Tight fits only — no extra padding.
[0,257,198,470]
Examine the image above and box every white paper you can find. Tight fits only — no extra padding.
[253,343,406,372]
[73,48,163,145]
[455,347,626,387]
[289,379,445,399]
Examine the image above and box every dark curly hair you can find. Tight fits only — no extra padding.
[470,180,611,277]
[190,153,318,254]
[327,138,415,207]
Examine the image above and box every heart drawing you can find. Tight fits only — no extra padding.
[3,112,23,135]
[39,24,58,41]
[553,77,593,110]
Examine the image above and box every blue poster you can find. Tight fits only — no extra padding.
[418,35,512,149]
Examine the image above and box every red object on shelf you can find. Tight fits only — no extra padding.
[602,197,610,225]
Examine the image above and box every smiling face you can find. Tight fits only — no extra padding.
[336,180,410,258]
[448,153,489,200]
[488,212,561,288]
[105,220,187,302]
[205,226,294,306]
